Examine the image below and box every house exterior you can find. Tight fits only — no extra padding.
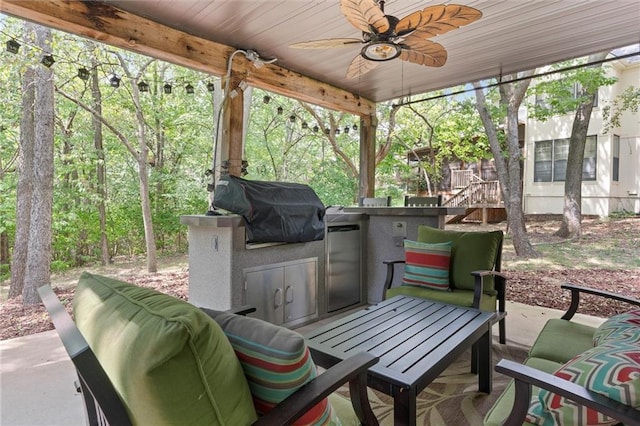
[522,58,640,216]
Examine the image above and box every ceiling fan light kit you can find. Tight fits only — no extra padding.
[361,41,402,61]
[290,0,482,78]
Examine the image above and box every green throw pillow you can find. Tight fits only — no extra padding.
[417,225,502,294]
[73,272,257,426]
[402,240,452,291]
[206,310,340,425]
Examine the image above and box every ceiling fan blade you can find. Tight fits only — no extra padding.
[340,0,389,34]
[346,54,380,79]
[290,38,363,49]
[396,4,482,37]
[400,39,447,67]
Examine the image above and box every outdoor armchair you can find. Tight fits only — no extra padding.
[383,225,507,343]
[485,284,640,426]
[39,272,379,426]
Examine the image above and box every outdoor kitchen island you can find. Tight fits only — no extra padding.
[181,205,462,328]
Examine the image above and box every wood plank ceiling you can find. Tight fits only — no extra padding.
[102,0,640,102]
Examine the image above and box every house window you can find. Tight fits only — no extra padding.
[574,83,598,107]
[534,141,553,182]
[533,136,597,182]
[612,135,620,182]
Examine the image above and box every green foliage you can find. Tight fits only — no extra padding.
[602,86,640,134]
[527,58,617,121]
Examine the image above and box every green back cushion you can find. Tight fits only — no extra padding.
[73,272,257,426]
[207,310,340,425]
[526,342,640,425]
[402,240,452,291]
[417,225,503,293]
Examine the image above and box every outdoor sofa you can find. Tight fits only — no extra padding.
[484,284,640,426]
[39,272,379,425]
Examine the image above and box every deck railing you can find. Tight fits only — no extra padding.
[443,180,502,207]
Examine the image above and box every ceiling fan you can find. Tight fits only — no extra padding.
[290,0,482,79]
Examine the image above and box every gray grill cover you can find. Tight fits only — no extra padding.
[213,175,325,243]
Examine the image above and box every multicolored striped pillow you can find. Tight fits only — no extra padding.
[526,341,640,425]
[208,310,340,426]
[402,240,452,291]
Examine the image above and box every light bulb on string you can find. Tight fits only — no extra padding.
[41,54,55,67]
[77,68,90,80]
[109,75,121,88]
[6,39,20,54]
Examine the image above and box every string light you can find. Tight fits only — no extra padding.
[77,68,90,80]
[313,125,319,133]
[109,75,121,87]
[302,121,308,129]
[185,83,194,94]
[289,115,296,123]
[263,95,271,104]
[138,81,149,92]
[207,82,215,92]
[41,54,55,67]
[163,83,172,94]
[6,39,20,54]
[277,106,283,115]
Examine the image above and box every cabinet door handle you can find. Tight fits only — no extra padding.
[274,288,283,308]
[285,286,293,304]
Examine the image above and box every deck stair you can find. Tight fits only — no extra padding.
[443,175,504,224]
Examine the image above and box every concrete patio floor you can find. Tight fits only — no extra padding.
[0,301,605,426]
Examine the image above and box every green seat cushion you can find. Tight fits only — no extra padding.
[527,342,640,425]
[483,357,562,426]
[386,284,497,312]
[402,240,452,291]
[417,225,502,294]
[73,272,256,426]
[207,310,339,425]
[528,318,596,364]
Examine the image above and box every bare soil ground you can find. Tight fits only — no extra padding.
[1,217,639,340]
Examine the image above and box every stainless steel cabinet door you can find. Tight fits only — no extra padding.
[245,266,285,325]
[284,261,317,323]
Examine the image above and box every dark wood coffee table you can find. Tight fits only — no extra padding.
[305,295,496,426]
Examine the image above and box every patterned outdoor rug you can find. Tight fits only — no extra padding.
[334,338,530,425]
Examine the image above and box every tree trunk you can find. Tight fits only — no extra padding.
[555,52,608,238]
[90,56,110,265]
[9,56,36,299]
[23,24,55,304]
[474,75,539,258]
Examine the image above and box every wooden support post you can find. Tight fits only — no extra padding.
[359,113,377,198]
[221,75,245,177]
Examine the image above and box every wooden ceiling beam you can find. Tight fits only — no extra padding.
[1,0,375,116]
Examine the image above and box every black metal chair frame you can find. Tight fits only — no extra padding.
[38,285,380,426]
[383,235,507,344]
[496,284,640,426]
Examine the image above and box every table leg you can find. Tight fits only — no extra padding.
[478,326,492,393]
[394,386,417,426]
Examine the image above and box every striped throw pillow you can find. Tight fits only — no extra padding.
[402,240,452,291]
[208,311,340,426]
